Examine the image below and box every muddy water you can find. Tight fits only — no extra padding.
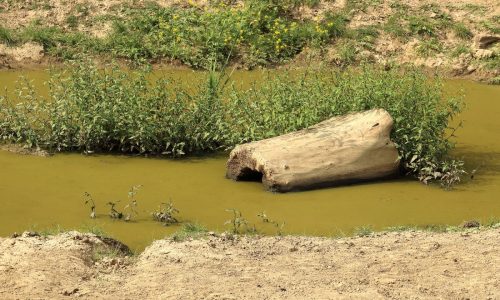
[0,70,499,252]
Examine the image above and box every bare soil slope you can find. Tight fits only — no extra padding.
[1,228,499,299]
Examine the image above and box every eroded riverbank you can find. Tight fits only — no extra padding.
[0,227,498,299]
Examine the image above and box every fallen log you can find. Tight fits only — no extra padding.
[226,109,401,192]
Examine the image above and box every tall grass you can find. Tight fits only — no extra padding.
[0,60,464,186]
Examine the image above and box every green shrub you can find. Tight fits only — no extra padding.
[453,22,473,40]
[66,15,79,29]
[0,60,464,186]
[100,2,348,68]
[409,16,435,36]
[0,25,17,45]
[384,15,408,39]
[416,38,443,57]
[21,25,61,49]
[450,43,471,58]
[335,40,357,66]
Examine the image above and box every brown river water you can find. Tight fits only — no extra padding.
[0,69,499,252]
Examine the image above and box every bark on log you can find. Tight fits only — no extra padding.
[226,109,401,192]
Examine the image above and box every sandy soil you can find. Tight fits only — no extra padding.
[0,228,499,299]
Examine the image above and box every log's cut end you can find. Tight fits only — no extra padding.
[226,147,263,181]
[226,109,401,192]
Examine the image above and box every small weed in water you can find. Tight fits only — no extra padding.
[257,211,285,236]
[83,192,96,219]
[107,201,123,219]
[152,201,180,226]
[225,209,257,234]
[355,225,373,237]
[124,185,142,221]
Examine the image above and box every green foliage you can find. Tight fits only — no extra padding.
[481,53,500,70]
[355,225,373,237]
[450,43,471,58]
[480,17,500,34]
[0,60,464,186]
[75,1,349,68]
[408,16,435,37]
[416,38,443,57]
[383,15,408,39]
[452,22,472,40]
[152,202,180,226]
[107,202,124,219]
[225,209,257,234]
[171,222,207,241]
[83,192,96,219]
[124,185,142,221]
[21,25,61,49]
[333,40,357,67]
[66,15,79,29]
[257,211,285,235]
[0,25,16,45]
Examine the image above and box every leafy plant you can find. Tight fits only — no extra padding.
[124,185,142,221]
[384,15,408,39]
[171,222,207,242]
[450,43,471,58]
[152,202,180,226]
[257,211,285,235]
[452,22,473,40]
[416,38,443,57]
[66,15,79,29]
[0,60,465,187]
[355,225,373,237]
[83,192,96,219]
[0,25,16,45]
[107,201,123,219]
[225,209,256,234]
[409,16,435,36]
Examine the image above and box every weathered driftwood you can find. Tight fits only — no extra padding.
[226,109,400,192]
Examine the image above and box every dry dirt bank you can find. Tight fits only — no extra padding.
[0,228,499,299]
